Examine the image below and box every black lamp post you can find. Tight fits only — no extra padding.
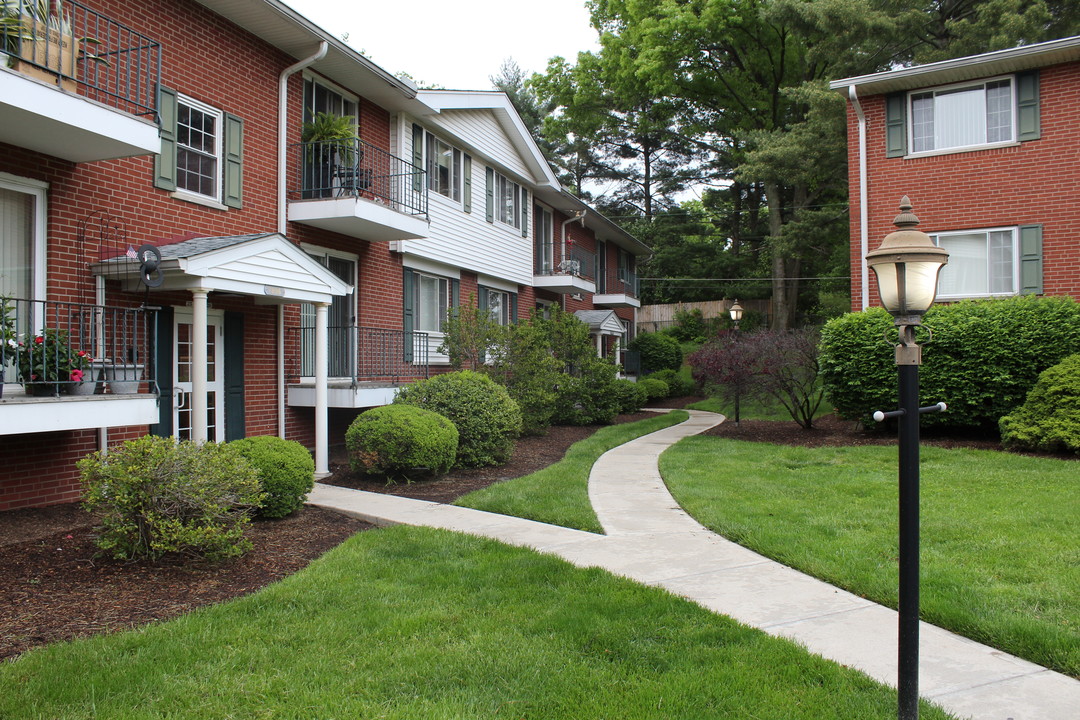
[866,198,949,720]
[729,299,744,426]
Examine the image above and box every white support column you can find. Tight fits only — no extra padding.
[191,288,209,444]
[595,333,603,358]
[314,301,330,477]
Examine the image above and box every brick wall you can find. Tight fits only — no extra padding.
[846,60,1080,309]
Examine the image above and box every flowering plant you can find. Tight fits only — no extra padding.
[16,328,88,386]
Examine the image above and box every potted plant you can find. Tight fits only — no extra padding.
[0,296,16,399]
[16,327,77,396]
[105,350,142,393]
[301,111,360,197]
[67,347,96,394]
[1,0,106,90]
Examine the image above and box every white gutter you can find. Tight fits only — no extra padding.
[277,42,327,439]
[849,85,869,311]
[561,210,586,266]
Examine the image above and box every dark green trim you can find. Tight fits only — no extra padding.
[223,113,244,209]
[149,306,174,437]
[412,123,424,193]
[154,87,178,191]
[1017,70,1041,141]
[510,292,518,323]
[485,166,494,223]
[463,154,472,213]
[403,268,415,362]
[520,188,528,238]
[1019,224,1043,295]
[451,278,460,308]
[223,311,245,441]
[885,92,906,158]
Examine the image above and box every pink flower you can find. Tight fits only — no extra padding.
[70,369,84,382]
[33,336,43,344]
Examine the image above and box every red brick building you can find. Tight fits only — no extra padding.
[0,0,646,510]
[831,37,1080,311]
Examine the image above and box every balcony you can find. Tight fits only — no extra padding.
[0,0,161,162]
[594,269,640,308]
[534,244,597,295]
[0,297,159,435]
[286,325,430,408]
[288,138,429,242]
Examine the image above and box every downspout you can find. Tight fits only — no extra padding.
[561,210,586,269]
[277,42,327,439]
[849,85,869,311]
[96,275,107,454]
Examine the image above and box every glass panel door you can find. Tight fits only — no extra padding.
[173,309,224,442]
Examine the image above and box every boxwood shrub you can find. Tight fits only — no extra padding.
[999,353,1080,455]
[230,436,315,518]
[611,378,648,413]
[639,377,670,401]
[645,369,695,397]
[819,296,1080,429]
[394,370,521,468]
[345,404,458,477]
[628,332,683,374]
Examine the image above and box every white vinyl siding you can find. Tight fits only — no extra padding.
[433,109,531,179]
[909,78,1015,154]
[933,228,1017,298]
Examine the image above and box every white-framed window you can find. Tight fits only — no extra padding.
[495,172,522,229]
[415,272,450,333]
[0,174,47,304]
[485,289,510,325]
[300,247,357,378]
[303,77,359,125]
[909,77,1015,154]
[176,95,224,201]
[536,205,554,272]
[424,132,461,201]
[932,227,1017,298]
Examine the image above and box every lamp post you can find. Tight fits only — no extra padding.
[866,198,949,720]
[729,299,744,426]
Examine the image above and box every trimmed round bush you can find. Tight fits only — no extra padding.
[79,436,264,561]
[345,404,458,477]
[394,370,521,467]
[645,369,695,398]
[230,436,314,518]
[611,378,648,413]
[629,332,683,374]
[1000,353,1080,454]
[639,377,670,401]
[551,358,621,426]
[820,296,1080,429]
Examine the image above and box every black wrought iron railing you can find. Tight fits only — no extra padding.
[290,138,428,218]
[287,325,430,384]
[597,268,639,297]
[0,296,157,397]
[534,243,596,281]
[1,0,161,118]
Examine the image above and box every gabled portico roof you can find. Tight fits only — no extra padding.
[94,233,351,304]
[575,309,625,335]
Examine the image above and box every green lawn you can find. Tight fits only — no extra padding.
[687,395,834,422]
[0,526,955,719]
[456,411,688,533]
[660,437,1080,677]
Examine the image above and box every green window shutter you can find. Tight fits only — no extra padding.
[402,269,415,362]
[885,92,906,158]
[451,278,460,308]
[223,113,244,209]
[412,124,424,193]
[149,306,174,437]
[463,154,472,213]
[478,286,489,311]
[154,86,178,190]
[223,311,245,441]
[510,292,518,323]
[520,188,528,238]
[1019,224,1043,295]
[485,166,494,223]
[1017,70,1040,141]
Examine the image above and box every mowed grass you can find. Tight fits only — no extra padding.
[660,437,1080,677]
[687,395,834,422]
[0,526,956,719]
[456,411,689,533]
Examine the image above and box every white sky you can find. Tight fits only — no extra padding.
[282,0,601,90]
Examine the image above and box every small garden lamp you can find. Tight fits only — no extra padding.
[866,197,948,720]
[729,299,744,425]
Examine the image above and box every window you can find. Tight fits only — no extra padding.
[415,272,450,332]
[495,172,521,228]
[176,95,223,200]
[909,78,1014,154]
[485,289,510,325]
[536,206,554,273]
[425,133,461,201]
[300,250,356,378]
[304,78,358,126]
[932,228,1017,298]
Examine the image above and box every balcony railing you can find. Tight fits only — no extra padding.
[535,243,596,281]
[290,138,428,218]
[1,0,161,118]
[0,296,157,397]
[597,269,639,297]
[286,325,430,384]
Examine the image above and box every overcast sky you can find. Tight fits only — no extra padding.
[282,0,601,90]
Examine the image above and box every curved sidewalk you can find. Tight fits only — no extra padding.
[308,410,1078,720]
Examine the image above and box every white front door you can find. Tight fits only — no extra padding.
[174,308,225,442]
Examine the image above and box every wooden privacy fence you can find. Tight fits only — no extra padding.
[636,299,771,334]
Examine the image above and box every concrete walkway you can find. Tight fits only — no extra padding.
[308,410,1078,720]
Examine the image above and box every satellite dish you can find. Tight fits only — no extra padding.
[137,244,163,288]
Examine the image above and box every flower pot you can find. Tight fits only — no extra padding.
[105,363,143,394]
[28,382,61,396]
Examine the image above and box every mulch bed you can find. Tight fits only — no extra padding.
[2,399,1051,662]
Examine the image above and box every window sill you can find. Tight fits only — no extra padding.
[170,191,229,211]
[903,141,1020,160]
[937,292,1017,302]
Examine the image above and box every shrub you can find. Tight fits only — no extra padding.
[639,377,669,401]
[820,296,1080,429]
[611,378,648,413]
[230,436,314,518]
[628,332,683,374]
[488,319,561,436]
[667,308,708,343]
[394,370,521,467]
[999,353,1080,455]
[345,404,458,477]
[552,357,622,426]
[79,436,263,561]
[645,369,695,397]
